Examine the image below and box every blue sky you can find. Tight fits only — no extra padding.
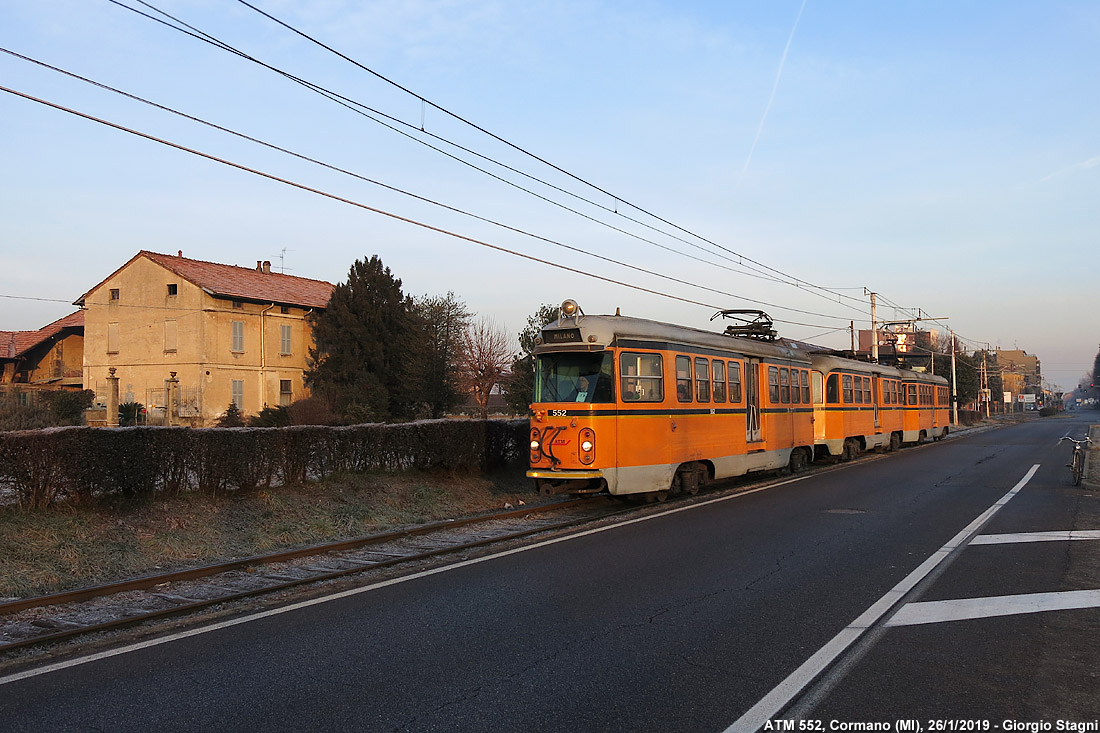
[2,1,1097,390]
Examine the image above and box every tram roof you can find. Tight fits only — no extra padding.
[540,313,810,362]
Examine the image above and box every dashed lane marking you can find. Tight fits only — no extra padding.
[886,589,1100,626]
[972,530,1100,545]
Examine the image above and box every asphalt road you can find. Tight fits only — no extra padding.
[1,414,1097,732]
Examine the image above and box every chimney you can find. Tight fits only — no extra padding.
[257,261,263,272]
[262,261,272,274]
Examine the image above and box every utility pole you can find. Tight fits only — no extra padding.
[950,330,958,425]
[850,321,855,355]
[866,290,879,362]
[981,350,991,418]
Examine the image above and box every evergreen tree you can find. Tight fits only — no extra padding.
[502,303,559,414]
[305,256,416,422]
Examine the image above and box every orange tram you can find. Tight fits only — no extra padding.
[527,300,951,500]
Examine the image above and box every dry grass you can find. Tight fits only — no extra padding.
[0,469,538,600]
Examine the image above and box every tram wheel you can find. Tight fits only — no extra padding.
[788,448,808,474]
[888,432,902,452]
[645,490,670,503]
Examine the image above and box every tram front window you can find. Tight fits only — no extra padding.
[535,352,614,403]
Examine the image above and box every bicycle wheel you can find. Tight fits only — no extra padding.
[1072,450,1083,486]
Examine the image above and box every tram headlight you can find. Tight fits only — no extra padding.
[578,428,595,465]
[561,299,579,317]
[530,429,542,463]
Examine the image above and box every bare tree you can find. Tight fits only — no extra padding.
[459,317,512,419]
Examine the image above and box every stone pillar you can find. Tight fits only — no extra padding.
[106,367,120,427]
[166,371,180,427]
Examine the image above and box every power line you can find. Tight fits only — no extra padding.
[105,0,795,291]
[2,84,849,330]
[235,0,876,307]
[109,0,872,316]
[0,48,855,326]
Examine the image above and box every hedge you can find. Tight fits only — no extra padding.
[0,419,528,510]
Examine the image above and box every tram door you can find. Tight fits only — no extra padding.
[746,359,762,442]
[872,375,881,430]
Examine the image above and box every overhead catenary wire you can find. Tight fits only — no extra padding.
[1,84,852,331]
[103,0,825,294]
[0,48,856,327]
[107,0,873,316]
[235,0,879,308]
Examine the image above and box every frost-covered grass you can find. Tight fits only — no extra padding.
[0,469,537,600]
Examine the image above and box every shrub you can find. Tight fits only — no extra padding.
[0,418,529,510]
[250,405,291,427]
[40,390,95,425]
[118,402,144,426]
[216,402,246,427]
[1038,406,1058,417]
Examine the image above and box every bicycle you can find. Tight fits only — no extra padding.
[1060,435,1093,486]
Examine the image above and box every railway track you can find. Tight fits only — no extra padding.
[0,497,634,655]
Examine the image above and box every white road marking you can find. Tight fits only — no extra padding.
[972,530,1100,545]
[724,463,1040,733]
[886,589,1100,626]
[0,472,817,688]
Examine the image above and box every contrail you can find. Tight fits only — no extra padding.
[1039,153,1100,182]
[741,0,808,179]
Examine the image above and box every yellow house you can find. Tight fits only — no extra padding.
[76,251,334,426]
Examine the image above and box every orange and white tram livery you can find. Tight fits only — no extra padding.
[527,300,953,500]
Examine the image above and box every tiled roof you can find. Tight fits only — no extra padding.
[77,251,335,309]
[1,311,84,359]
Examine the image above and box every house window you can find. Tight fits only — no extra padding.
[280,306,290,315]
[279,379,292,406]
[231,321,244,352]
[280,324,292,355]
[107,322,119,354]
[231,379,244,409]
[164,320,177,352]
[109,288,120,302]
[167,283,178,296]
[232,300,243,309]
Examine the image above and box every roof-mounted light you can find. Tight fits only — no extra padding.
[560,299,583,321]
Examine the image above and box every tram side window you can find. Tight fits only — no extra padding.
[712,360,727,402]
[768,366,780,403]
[826,374,839,404]
[728,361,742,403]
[790,369,800,404]
[695,358,711,402]
[780,368,791,403]
[842,374,854,403]
[907,384,918,405]
[801,370,810,404]
[619,352,663,403]
[676,355,693,402]
[863,377,872,404]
